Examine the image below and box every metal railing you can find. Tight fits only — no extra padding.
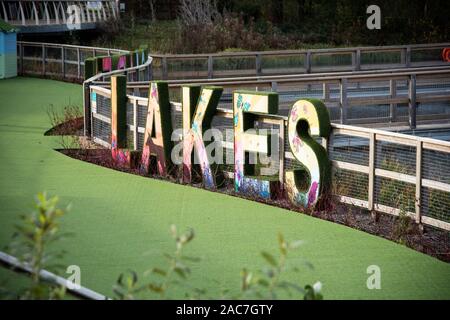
[94,66,450,129]
[18,41,450,83]
[150,43,450,80]
[17,41,129,80]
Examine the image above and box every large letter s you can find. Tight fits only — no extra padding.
[285,99,331,208]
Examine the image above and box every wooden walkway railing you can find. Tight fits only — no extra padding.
[150,43,450,79]
[18,41,450,81]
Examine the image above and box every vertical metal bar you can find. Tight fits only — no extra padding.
[415,140,422,225]
[339,78,348,124]
[77,47,81,78]
[61,47,65,78]
[389,79,397,122]
[278,119,285,187]
[401,48,406,66]
[207,55,213,79]
[368,132,376,212]
[405,46,411,68]
[19,43,24,74]
[256,54,262,76]
[133,100,138,151]
[42,44,45,75]
[355,49,361,71]
[147,62,152,81]
[351,51,356,71]
[83,82,91,136]
[135,68,140,82]
[271,81,278,92]
[305,51,311,73]
[162,57,168,80]
[408,74,417,129]
[322,82,330,100]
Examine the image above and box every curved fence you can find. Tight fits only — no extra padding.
[17,41,129,80]
[150,43,450,79]
[18,41,450,81]
[15,41,450,231]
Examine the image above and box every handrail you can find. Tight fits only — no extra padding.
[85,56,153,83]
[149,42,450,80]
[17,41,129,54]
[89,83,450,150]
[91,65,450,88]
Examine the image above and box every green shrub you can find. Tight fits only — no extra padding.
[5,192,70,299]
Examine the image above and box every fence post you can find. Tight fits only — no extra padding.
[133,99,138,151]
[271,81,278,92]
[278,119,285,187]
[405,46,411,68]
[19,42,24,74]
[368,132,376,213]
[147,62,153,81]
[77,47,81,78]
[135,68,140,82]
[408,74,417,129]
[42,44,45,75]
[256,54,262,76]
[355,49,361,71]
[83,82,92,137]
[415,140,422,229]
[207,55,213,79]
[305,51,311,73]
[162,56,168,80]
[322,82,330,100]
[61,47,65,78]
[339,78,348,124]
[389,79,397,122]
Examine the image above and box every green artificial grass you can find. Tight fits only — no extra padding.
[0,77,449,299]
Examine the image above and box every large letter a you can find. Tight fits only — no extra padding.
[140,81,173,176]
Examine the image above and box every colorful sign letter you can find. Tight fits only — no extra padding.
[233,91,279,199]
[182,86,223,189]
[285,99,331,208]
[118,55,126,69]
[102,57,112,72]
[140,82,174,176]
